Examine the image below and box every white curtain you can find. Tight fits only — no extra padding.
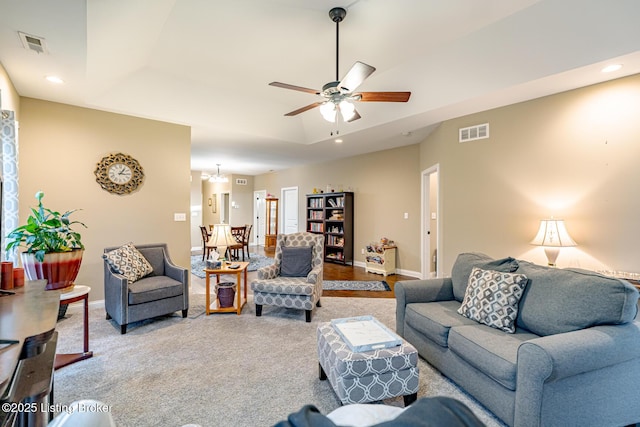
[1,109,19,263]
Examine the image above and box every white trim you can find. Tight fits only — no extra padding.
[352,260,420,279]
[421,164,441,279]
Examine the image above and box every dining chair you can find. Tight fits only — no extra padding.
[199,225,212,261]
[230,226,246,260]
[242,224,253,260]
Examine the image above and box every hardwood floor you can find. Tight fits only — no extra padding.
[259,246,419,299]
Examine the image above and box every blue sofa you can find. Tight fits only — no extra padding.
[395,252,640,427]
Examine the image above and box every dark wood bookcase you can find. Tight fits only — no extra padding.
[306,192,354,265]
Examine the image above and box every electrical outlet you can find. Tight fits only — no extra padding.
[404,212,409,219]
[361,248,365,254]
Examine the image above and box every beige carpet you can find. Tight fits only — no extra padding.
[53,294,505,427]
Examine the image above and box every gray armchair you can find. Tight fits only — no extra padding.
[251,232,324,322]
[103,243,189,334]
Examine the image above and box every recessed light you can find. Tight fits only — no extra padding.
[45,75,64,84]
[601,64,622,73]
[334,139,343,143]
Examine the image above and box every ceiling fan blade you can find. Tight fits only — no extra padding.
[338,61,376,92]
[357,91,411,102]
[284,102,324,116]
[346,109,361,123]
[269,82,320,95]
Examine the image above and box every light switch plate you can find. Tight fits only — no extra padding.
[174,213,187,221]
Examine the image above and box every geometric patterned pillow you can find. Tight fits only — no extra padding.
[457,267,528,333]
[102,242,153,284]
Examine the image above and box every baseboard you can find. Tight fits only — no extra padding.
[353,260,420,279]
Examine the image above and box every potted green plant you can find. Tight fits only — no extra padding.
[5,191,86,291]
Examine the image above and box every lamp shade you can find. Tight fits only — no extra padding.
[530,219,577,247]
[209,224,236,257]
[320,102,337,122]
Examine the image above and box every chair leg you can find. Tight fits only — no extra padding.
[403,393,418,406]
[106,312,111,320]
[182,309,188,318]
[120,324,127,334]
[256,304,262,317]
[316,299,321,308]
[319,363,327,380]
[305,310,312,322]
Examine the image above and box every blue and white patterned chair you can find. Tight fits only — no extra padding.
[251,232,324,322]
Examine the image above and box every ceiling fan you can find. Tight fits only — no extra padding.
[269,7,411,123]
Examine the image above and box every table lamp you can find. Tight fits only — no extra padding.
[530,218,577,267]
[209,224,236,261]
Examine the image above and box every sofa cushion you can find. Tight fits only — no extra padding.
[280,246,313,277]
[405,301,477,347]
[103,242,153,283]
[451,253,519,301]
[448,324,539,391]
[458,267,528,333]
[515,261,639,336]
[127,275,184,305]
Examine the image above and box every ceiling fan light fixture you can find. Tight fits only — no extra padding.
[320,102,337,122]
[339,100,356,121]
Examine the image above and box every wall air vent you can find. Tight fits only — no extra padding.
[459,123,489,143]
[18,31,48,54]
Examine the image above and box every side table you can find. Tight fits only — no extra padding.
[55,285,93,369]
[365,245,397,276]
[205,262,249,315]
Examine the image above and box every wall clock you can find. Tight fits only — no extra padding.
[94,153,144,195]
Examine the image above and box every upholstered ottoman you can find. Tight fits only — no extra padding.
[317,322,419,405]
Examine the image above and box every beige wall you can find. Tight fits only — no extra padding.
[191,174,255,251]
[19,98,192,301]
[421,73,640,275]
[254,145,422,274]
[0,62,20,116]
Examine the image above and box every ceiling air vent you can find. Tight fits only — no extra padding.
[18,31,48,54]
[459,123,489,143]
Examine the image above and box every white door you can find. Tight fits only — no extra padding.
[422,164,440,279]
[254,190,266,246]
[281,187,299,234]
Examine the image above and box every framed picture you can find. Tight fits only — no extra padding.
[211,194,217,213]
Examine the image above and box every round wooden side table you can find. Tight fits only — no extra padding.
[55,284,93,369]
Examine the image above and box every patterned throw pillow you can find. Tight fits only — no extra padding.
[457,267,528,333]
[103,243,153,283]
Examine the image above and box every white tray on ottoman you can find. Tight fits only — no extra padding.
[317,319,419,405]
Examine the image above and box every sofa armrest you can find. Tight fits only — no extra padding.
[163,256,188,284]
[307,265,322,284]
[394,278,454,336]
[258,264,278,280]
[103,262,129,325]
[516,322,640,425]
[519,322,640,382]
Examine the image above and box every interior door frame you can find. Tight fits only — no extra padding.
[280,186,299,234]
[253,190,267,246]
[421,164,440,279]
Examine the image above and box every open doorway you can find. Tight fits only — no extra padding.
[220,192,230,224]
[421,164,440,278]
[253,190,266,246]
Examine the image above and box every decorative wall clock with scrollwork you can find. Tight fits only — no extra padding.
[94,153,144,195]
